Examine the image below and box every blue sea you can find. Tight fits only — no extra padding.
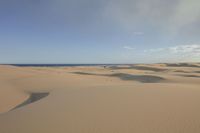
[8,64,125,67]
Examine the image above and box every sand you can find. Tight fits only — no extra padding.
[0,63,200,133]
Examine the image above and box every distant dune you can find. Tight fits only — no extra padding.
[0,63,200,133]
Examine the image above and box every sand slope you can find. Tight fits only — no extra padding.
[0,64,200,133]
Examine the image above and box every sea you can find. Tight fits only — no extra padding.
[7,64,125,67]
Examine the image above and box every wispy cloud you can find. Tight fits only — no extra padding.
[140,44,200,62]
[144,48,164,53]
[123,46,135,50]
[133,32,144,36]
[105,0,200,37]
[169,44,200,54]
[146,44,200,54]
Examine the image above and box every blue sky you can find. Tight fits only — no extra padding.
[0,0,200,64]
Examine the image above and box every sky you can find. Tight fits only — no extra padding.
[0,0,200,64]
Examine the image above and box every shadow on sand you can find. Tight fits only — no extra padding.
[73,72,165,83]
[11,92,49,111]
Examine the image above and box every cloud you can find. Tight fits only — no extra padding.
[146,44,200,53]
[169,44,200,56]
[104,0,200,36]
[144,48,164,53]
[123,46,135,50]
[133,32,144,36]
[2,0,199,37]
[144,44,200,62]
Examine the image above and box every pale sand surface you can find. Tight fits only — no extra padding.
[0,63,200,133]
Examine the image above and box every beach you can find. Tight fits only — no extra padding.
[0,63,200,133]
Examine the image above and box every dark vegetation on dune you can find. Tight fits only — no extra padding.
[178,74,200,78]
[73,72,165,83]
[109,65,168,72]
[109,73,165,83]
[174,70,191,73]
[165,63,200,68]
[73,72,98,76]
[12,92,49,111]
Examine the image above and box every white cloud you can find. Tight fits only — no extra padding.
[123,46,135,50]
[144,44,200,62]
[169,44,200,54]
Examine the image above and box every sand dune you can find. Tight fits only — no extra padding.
[12,92,49,111]
[0,63,200,133]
